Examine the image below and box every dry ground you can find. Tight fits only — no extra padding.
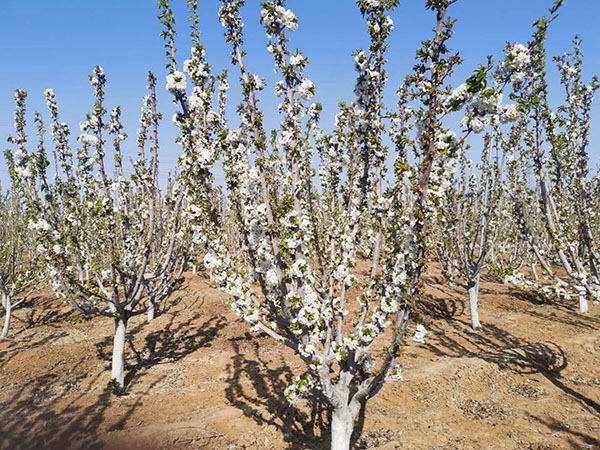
[0,268,598,449]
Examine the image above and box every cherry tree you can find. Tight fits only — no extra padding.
[507,6,600,312]
[0,186,39,339]
[159,0,544,446]
[6,71,188,390]
[430,38,534,330]
[433,137,506,330]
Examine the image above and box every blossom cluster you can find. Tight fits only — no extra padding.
[260,3,298,33]
[7,67,188,327]
[166,71,187,96]
[500,42,531,83]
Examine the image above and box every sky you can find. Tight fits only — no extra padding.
[0,0,598,187]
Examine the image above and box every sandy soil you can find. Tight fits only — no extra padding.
[0,268,598,450]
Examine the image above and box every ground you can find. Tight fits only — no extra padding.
[0,268,598,450]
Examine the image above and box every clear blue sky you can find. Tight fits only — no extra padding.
[1,0,598,186]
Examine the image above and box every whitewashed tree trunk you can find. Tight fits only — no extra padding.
[467,277,482,331]
[111,317,128,387]
[147,302,155,322]
[578,290,588,314]
[331,406,355,450]
[1,293,12,339]
[531,262,539,281]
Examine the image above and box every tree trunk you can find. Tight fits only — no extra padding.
[531,262,539,281]
[467,277,482,331]
[111,316,128,388]
[147,302,155,322]
[331,406,355,450]
[578,291,588,314]
[1,293,12,339]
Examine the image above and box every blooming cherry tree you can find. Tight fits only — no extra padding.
[431,35,536,330]
[0,186,40,339]
[159,0,508,447]
[507,4,600,312]
[159,0,575,446]
[6,70,188,390]
[433,140,506,330]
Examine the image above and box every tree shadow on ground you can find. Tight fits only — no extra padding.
[426,319,600,416]
[528,414,600,448]
[500,285,600,331]
[417,294,464,320]
[11,294,74,333]
[0,368,106,450]
[224,338,331,449]
[422,273,447,286]
[0,360,165,450]
[126,307,226,387]
[0,293,226,449]
[515,292,600,331]
[479,272,504,284]
[94,296,226,389]
[0,296,72,351]
[527,306,600,332]
[508,288,552,306]
[0,329,69,367]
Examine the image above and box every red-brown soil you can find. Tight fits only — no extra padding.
[0,270,598,449]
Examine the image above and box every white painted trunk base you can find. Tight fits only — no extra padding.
[531,263,539,281]
[331,407,354,450]
[147,303,155,322]
[1,295,11,339]
[578,292,588,314]
[468,281,482,331]
[111,317,127,388]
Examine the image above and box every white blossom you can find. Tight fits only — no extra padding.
[30,218,52,232]
[261,5,298,32]
[298,78,315,100]
[166,71,187,96]
[411,324,427,344]
[290,53,304,66]
[265,269,278,286]
[390,365,404,382]
[204,251,220,270]
[78,133,98,146]
[464,116,488,133]
[500,104,521,123]
[502,42,531,74]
